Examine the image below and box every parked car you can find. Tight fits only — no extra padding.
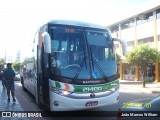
[14,71,20,81]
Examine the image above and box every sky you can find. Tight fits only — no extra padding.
[0,0,159,62]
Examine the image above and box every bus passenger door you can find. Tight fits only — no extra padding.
[37,43,50,107]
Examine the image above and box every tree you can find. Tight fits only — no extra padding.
[22,57,34,65]
[116,53,121,63]
[126,44,160,87]
[0,58,5,68]
[12,61,21,72]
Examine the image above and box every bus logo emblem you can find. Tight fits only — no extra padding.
[90,93,95,98]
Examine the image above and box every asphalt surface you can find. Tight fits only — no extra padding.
[0,79,160,120]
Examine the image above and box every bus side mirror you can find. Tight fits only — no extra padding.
[112,38,127,56]
[42,32,51,53]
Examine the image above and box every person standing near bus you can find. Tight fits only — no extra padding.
[1,70,6,90]
[3,63,16,102]
[0,67,3,88]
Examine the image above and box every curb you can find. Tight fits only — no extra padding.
[152,90,160,93]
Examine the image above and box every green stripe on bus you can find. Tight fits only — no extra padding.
[74,79,119,93]
[55,81,61,88]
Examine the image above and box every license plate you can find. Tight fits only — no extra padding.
[86,101,98,106]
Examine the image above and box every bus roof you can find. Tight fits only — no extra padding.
[47,20,106,29]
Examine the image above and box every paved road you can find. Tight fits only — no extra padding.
[119,81,160,107]
[14,81,117,120]
[15,80,160,117]
[1,80,160,120]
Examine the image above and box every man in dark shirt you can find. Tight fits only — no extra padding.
[3,63,16,102]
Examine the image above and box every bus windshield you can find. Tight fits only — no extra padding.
[85,30,117,78]
[49,26,117,80]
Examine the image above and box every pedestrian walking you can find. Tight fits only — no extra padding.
[0,66,5,89]
[3,63,16,102]
[1,72,6,90]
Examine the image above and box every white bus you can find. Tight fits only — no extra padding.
[20,20,127,111]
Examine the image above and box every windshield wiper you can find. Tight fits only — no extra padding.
[84,46,87,70]
[90,48,94,71]
[90,48,109,82]
[73,47,87,83]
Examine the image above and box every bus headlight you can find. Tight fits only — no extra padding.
[110,83,119,92]
[110,87,116,92]
[63,90,70,96]
[50,86,72,96]
[110,86,119,92]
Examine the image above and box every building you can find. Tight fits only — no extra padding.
[108,5,160,82]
